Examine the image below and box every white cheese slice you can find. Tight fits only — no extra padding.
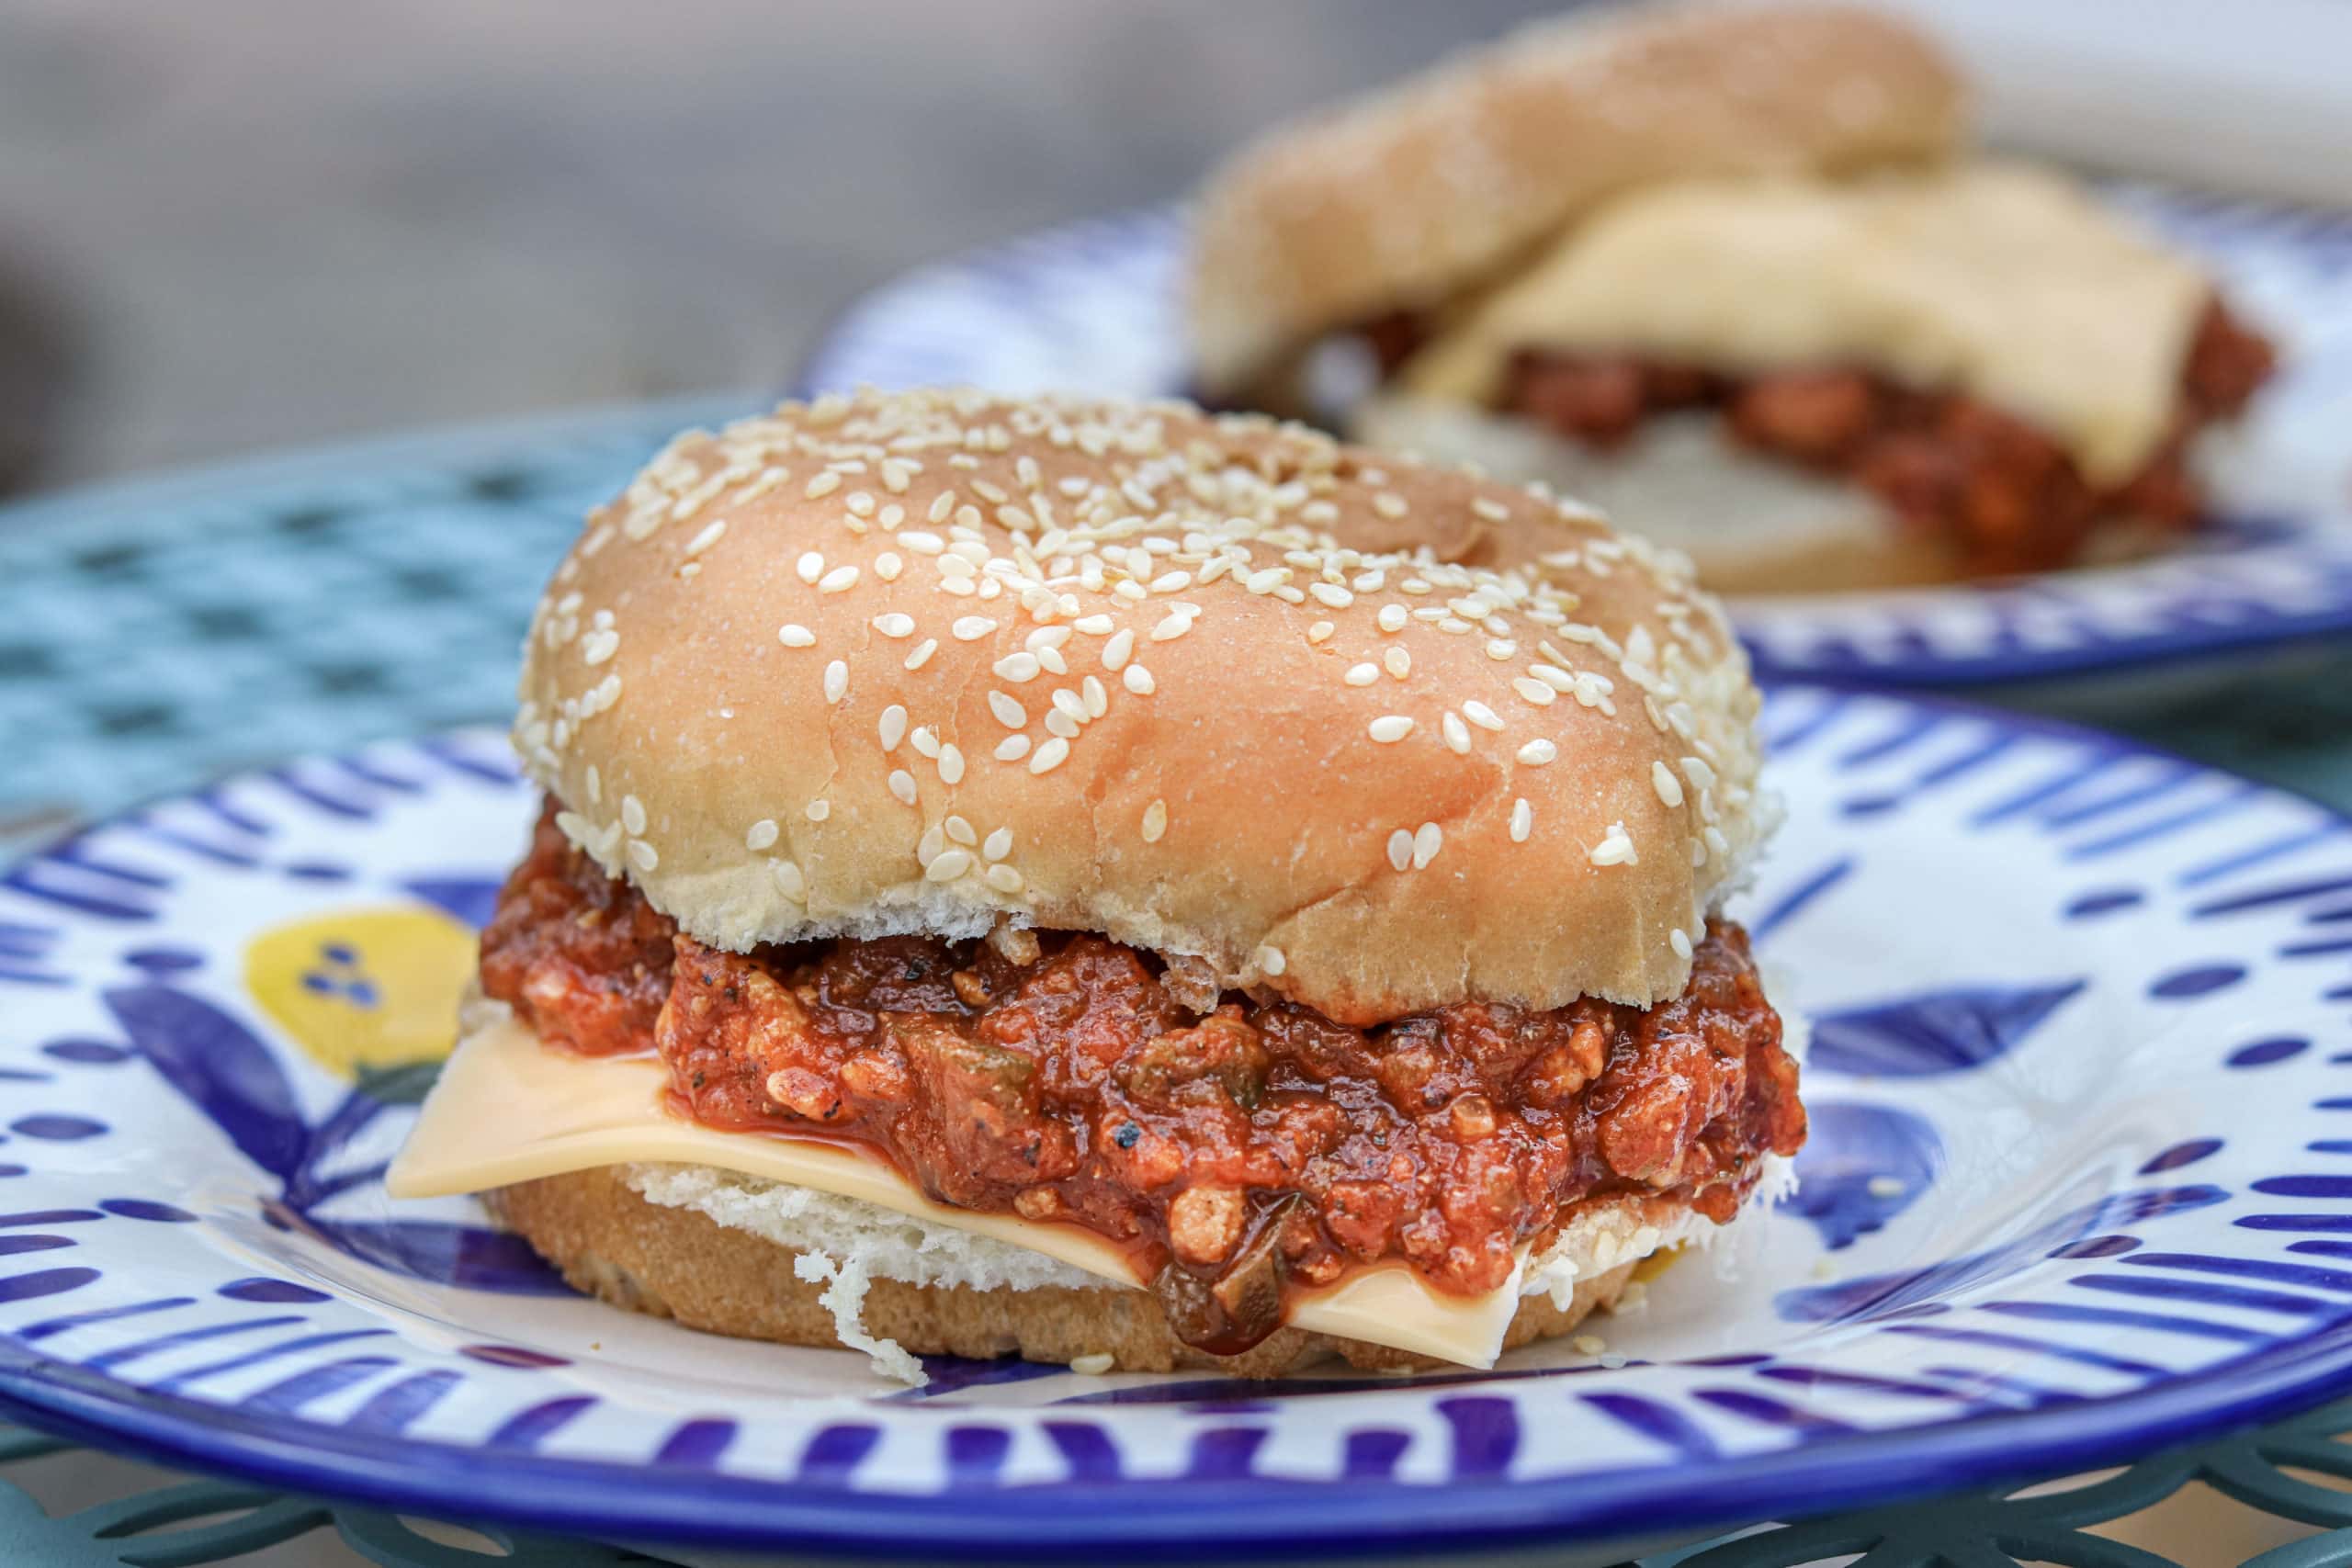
[1400,161,2211,486]
[386,1008,1532,1366]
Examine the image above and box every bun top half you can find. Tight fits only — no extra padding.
[1188,3,1965,399]
[515,389,1769,1024]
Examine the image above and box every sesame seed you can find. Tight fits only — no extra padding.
[621,795,648,836]
[628,839,659,872]
[1310,582,1353,608]
[1442,713,1471,753]
[1670,928,1694,961]
[927,491,956,524]
[1026,625,1073,651]
[1257,944,1287,976]
[939,744,966,784]
[985,863,1024,894]
[1081,675,1108,716]
[823,660,848,705]
[926,849,974,883]
[1151,613,1191,642]
[1519,739,1557,765]
[1051,689,1089,725]
[1681,756,1718,792]
[1411,822,1442,869]
[1345,663,1379,686]
[772,860,807,901]
[983,827,1013,861]
[995,736,1031,761]
[1046,709,1079,739]
[1589,824,1638,866]
[845,491,876,518]
[878,705,908,751]
[873,613,915,638]
[1029,737,1070,774]
[888,769,918,805]
[1530,664,1577,692]
[1486,639,1517,660]
[1463,700,1503,730]
[952,615,998,641]
[797,551,825,583]
[806,800,831,822]
[876,552,904,582]
[1124,663,1155,694]
[778,624,816,649]
[989,692,1027,728]
[1387,829,1414,872]
[1141,800,1168,843]
[904,638,937,670]
[1369,716,1414,743]
[1652,761,1685,807]
[1472,498,1510,522]
[902,530,945,555]
[944,816,975,846]
[1243,567,1287,595]
[746,818,779,851]
[1377,604,1408,633]
[819,565,860,594]
[1307,621,1336,644]
[684,519,728,557]
[804,472,842,500]
[581,628,620,666]
[1372,492,1408,519]
[1102,628,1135,670]
[1510,798,1532,842]
[1513,677,1557,707]
[1385,647,1410,679]
[994,652,1042,682]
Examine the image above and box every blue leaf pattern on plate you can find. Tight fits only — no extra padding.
[1776,1185,2229,1325]
[1810,980,2086,1077]
[103,982,309,1181]
[1786,1102,1942,1250]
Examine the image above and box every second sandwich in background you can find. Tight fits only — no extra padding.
[1189,4,2276,593]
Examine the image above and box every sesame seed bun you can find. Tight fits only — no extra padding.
[515,388,1768,1024]
[489,1162,1678,1376]
[1188,3,1966,400]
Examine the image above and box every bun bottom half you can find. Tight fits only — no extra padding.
[491,1166,1645,1377]
[1351,399,2185,596]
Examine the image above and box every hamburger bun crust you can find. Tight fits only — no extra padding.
[1188,3,1967,398]
[514,389,1770,1022]
[491,1165,1653,1375]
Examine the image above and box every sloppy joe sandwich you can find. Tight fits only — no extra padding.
[389,388,1807,1381]
[1189,4,2276,591]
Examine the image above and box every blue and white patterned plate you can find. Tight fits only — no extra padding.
[797,187,2352,688]
[3,688,2352,1557]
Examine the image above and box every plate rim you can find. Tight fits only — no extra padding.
[3,685,2352,1552]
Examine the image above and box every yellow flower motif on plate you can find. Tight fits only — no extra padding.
[244,906,477,1079]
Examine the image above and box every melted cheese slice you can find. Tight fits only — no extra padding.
[1400,161,2211,486]
[387,1010,1530,1366]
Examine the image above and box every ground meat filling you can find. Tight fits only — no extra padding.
[481,803,1806,1354]
[1359,299,2274,577]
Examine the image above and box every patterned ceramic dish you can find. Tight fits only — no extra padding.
[796,186,2352,688]
[0,686,2349,1559]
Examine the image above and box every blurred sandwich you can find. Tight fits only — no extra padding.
[1189,4,2277,592]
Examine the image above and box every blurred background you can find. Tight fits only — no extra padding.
[0,0,1581,494]
[4,0,2345,499]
